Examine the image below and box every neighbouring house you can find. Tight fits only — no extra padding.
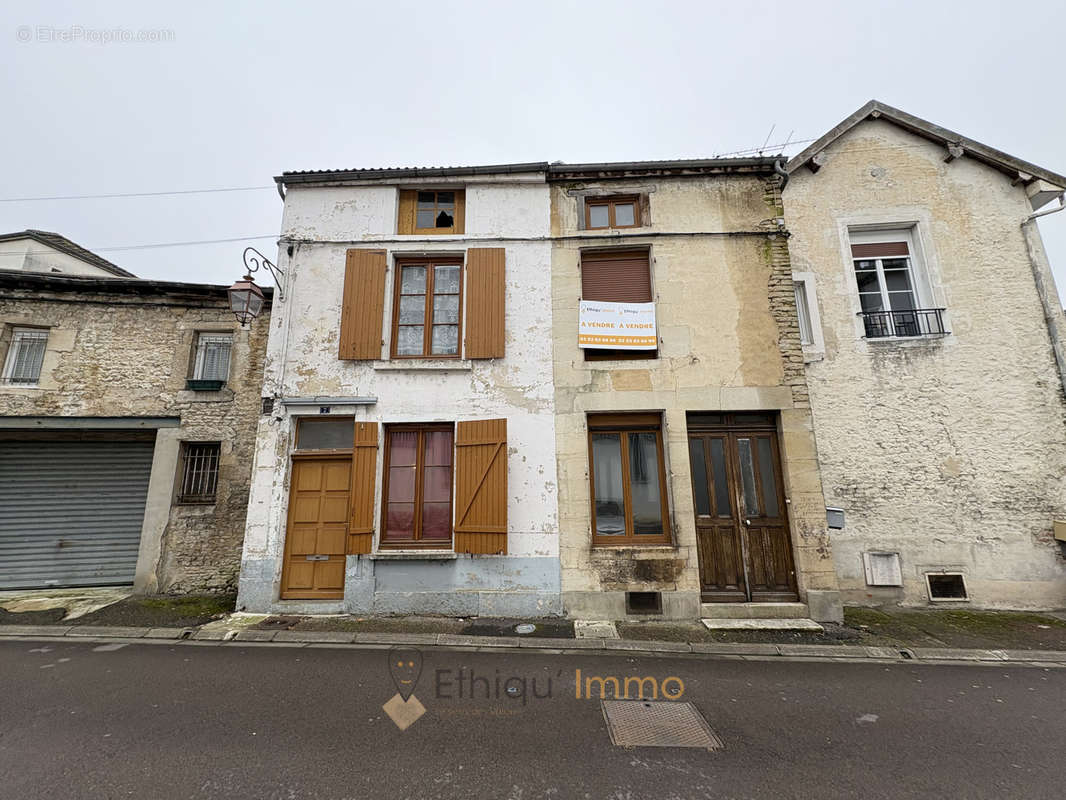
[236,164,561,615]
[549,159,842,622]
[784,101,1066,609]
[0,266,271,594]
[0,229,137,278]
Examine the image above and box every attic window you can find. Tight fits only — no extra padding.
[417,191,455,228]
[586,195,641,230]
[399,190,465,235]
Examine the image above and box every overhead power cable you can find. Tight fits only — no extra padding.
[0,185,274,202]
[18,234,277,256]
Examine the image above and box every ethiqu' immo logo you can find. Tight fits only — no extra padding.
[383,647,426,730]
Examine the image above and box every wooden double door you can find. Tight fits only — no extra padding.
[688,415,798,603]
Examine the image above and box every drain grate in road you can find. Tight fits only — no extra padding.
[602,701,723,750]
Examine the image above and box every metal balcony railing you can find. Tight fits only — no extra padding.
[859,308,949,339]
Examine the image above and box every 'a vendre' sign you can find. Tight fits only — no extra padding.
[578,300,657,350]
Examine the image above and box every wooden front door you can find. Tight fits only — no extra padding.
[280,456,351,599]
[688,415,797,603]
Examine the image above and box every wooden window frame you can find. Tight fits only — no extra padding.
[585,195,641,230]
[390,257,464,360]
[380,422,455,549]
[175,441,221,505]
[587,413,671,546]
[413,190,463,235]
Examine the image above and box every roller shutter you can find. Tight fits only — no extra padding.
[0,440,154,589]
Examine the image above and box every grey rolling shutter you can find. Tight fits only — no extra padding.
[0,440,155,589]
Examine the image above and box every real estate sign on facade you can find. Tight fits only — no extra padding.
[578,300,657,350]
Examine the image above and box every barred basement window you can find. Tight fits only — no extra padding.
[2,327,49,385]
[177,442,221,504]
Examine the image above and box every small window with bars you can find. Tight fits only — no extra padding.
[2,327,49,385]
[177,442,221,504]
[192,333,233,383]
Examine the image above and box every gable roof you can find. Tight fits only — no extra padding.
[787,100,1066,199]
[0,229,136,278]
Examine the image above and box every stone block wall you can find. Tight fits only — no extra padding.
[0,283,270,594]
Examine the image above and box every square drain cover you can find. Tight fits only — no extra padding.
[602,701,722,750]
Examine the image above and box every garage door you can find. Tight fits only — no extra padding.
[0,440,155,589]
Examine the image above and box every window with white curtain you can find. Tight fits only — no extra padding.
[192,333,233,382]
[2,327,49,385]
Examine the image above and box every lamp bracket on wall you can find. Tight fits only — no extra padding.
[243,246,286,299]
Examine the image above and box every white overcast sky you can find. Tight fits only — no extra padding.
[2,0,1065,304]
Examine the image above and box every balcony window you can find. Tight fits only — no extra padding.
[849,229,946,338]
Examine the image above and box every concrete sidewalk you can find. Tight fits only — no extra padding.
[2,622,1065,667]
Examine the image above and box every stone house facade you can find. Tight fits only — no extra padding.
[784,101,1066,610]
[236,165,561,615]
[236,102,1066,619]
[0,269,271,594]
[549,160,841,622]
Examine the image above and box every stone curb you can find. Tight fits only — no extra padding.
[2,624,1065,666]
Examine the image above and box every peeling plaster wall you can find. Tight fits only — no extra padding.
[237,180,560,614]
[551,175,841,621]
[0,289,270,594]
[785,119,1066,610]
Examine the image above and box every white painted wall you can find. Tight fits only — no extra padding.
[239,179,558,609]
[0,238,119,277]
[785,119,1066,610]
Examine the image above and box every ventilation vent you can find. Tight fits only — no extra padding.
[626,591,662,615]
[862,552,902,587]
[926,572,968,601]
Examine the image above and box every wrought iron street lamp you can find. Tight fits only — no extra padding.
[228,246,285,325]
[227,274,265,325]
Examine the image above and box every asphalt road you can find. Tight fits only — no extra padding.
[2,639,1064,799]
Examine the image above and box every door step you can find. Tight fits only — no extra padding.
[699,602,810,619]
[701,617,823,632]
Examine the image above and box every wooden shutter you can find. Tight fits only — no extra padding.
[453,192,466,234]
[347,421,378,554]
[851,241,909,258]
[397,190,416,234]
[580,249,652,302]
[464,248,506,358]
[453,418,507,554]
[339,249,387,360]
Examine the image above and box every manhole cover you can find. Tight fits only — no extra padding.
[602,701,723,750]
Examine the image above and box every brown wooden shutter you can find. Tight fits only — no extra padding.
[581,249,652,302]
[850,241,909,258]
[339,249,386,360]
[347,421,378,554]
[453,191,466,234]
[453,418,507,554]
[397,190,416,234]
[464,248,506,358]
